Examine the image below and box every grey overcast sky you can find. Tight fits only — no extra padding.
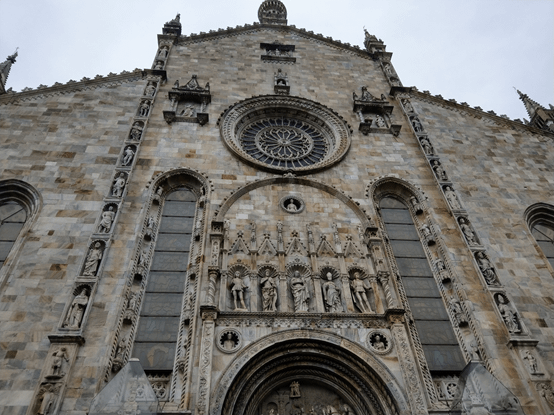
[0,0,552,121]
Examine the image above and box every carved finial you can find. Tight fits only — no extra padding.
[0,47,19,95]
[258,0,288,25]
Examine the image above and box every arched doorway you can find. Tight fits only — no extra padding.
[211,330,409,415]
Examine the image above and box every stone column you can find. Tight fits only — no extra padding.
[341,275,355,312]
[206,267,219,307]
[368,275,384,314]
[196,309,217,415]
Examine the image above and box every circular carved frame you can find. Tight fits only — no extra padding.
[218,95,352,174]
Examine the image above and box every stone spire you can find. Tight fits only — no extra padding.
[163,13,182,37]
[516,89,554,132]
[258,0,287,25]
[0,48,18,95]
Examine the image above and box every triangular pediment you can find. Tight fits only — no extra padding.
[317,236,336,257]
[230,234,250,255]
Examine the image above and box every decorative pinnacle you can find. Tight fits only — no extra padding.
[515,87,545,119]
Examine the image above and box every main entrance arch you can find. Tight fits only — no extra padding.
[210,330,410,415]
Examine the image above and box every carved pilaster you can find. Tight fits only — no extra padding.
[378,271,396,309]
[196,309,217,415]
[206,266,220,307]
[368,275,384,314]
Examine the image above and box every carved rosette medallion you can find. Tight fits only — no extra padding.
[366,330,393,355]
[219,96,352,174]
[216,329,242,354]
[279,195,305,214]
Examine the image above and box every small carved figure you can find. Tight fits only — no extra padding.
[360,86,372,101]
[375,115,386,128]
[420,223,435,245]
[139,101,151,117]
[411,117,423,132]
[322,272,343,313]
[112,173,126,197]
[158,46,168,58]
[223,333,236,350]
[115,337,127,360]
[469,341,481,361]
[130,122,143,141]
[260,269,278,312]
[38,383,59,415]
[402,99,414,113]
[173,79,180,89]
[409,196,423,214]
[476,252,497,285]
[146,216,155,231]
[290,381,301,398]
[459,218,478,245]
[122,146,135,166]
[231,271,247,311]
[127,292,137,311]
[180,104,195,117]
[432,160,448,181]
[98,206,115,233]
[444,186,461,210]
[290,271,310,312]
[286,199,297,212]
[497,295,521,334]
[138,249,148,268]
[50,347,69,377]
[351,272,372,313]
[523,350,538,374]
[383,63,396,76]
[64,289,89,329]
[539,383,554,408]
[154,61,164,70]
[83,242,102,276]
[420,137,434,155]
[144,82,156,96]
[449,296,467,326]
[372,334,386,351]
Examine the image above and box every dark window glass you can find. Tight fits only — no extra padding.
[532,223,554,268]
[133,189,196,371]
[380,197,464,373]
[0,201,27,270]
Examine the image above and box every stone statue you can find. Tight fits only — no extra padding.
[444,186,461,209]
[497,295,521,333]
[432,160,447,181]
[375,115,386,128]
[350,272,372,313]
[409,196,423,214]
[476,252,497,285]
[539,383,554,408]
[411,117,423,132]
[322,272,343,313]
[523,350,538,374]
[138,249,148,267]
[115,337,127,360]
[459,218,478,245]
[122,146,135,166]
[290,271,310,312]
[260,269,278,312]
[360,86,372,101]
[38,383,60,415]
[83,242,102,276]
[130,122,143,141]
[98,206,115,233]
[144,82,156,96]
[154,61,164,70]
[158,46,168,58]
[127,292,137,311]
[420,137,433,155]
[286,199,297,212]
[402,99,414,113]
[64,289,89,329]
[383,63,396,76]
[139,101,151,117]
[112,173,126,197]
[290,381,301,397]
[449,297,467,326]
[223,333,235,350]
[180,104,195,117]
[147,216,155,232]
[372,334,386,351]
[50,347,69,377]
[173,79,180,89]
[231,271,247,311]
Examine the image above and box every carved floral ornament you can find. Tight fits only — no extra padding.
[218,96,352,174]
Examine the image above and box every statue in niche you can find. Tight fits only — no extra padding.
[37,383,60,415]
[322,273,343,313]
[497,295,521,334]
[154,61,164,70]
[115,337,127,360]
[432,160,448,181]
[83,242,102,276]
[290,271,310,312]
[64,289,89,329]
[448,296,467,326]
[121,146,135,166]
[523,350,538,374]
[138,249,148,268]
[459,218,478,245]
[350,272,372,313]
[230,271,248,311]
[127,292,137,311]
[360,86,372,101]
[223,333,236,350]
[402,99,414,113]
[420,224,435,245]
[146,216,155,232]
[539,383,554,408]
[476,252,498,285]
[180,104,196,117]
[409,196,423,214]
[375,115,386,128]
[158,46,168,58]
[98,206,115,233]
[139,101,151,117]
[112,173,127,197]
[144,82,156,96]
[286,199,297,212]
[260,270,278,312]
[290,381,301,398]
[383,63,396,76]
[50,347,69,377]
[420,137,434,155]
[444,186,461,209]
[411,117,423,132]
[372,334,386,351]
[130,122,143,141]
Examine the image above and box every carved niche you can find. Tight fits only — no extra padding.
[352,86,401,136]
[287,261,312,313]
[164,74,211,125]
[261,41,296,64]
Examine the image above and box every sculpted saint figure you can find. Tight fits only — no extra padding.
[231,271,247,311]
[372,334,386,351]
[444,186,461,209]
[154,61,164,70]
[144,82,156,96]
[260,269,278,312]
[432,161,448,181]
[98,206,115,233]
[290,271,310,312]
[420,137,433,155]
[127,292,137,311]
[112,173,126,197]
[290,381,301,397]
[459,218,478,245]
[322,272,343,313]
[181,104,195,117]
[409,196,423,214]
[50,347,69,377]
[375,115,386,128]
[411,117,423,132]
[476,252,497,285]
[523,350,538,374]
[286,199,297,212]
[83,242,102,276]
[158,46,168,58]
[360,86,372,101]
[38,384,59,415]
[130,122,143,141]
[497,295,521,333]
[351,272,372,313]
[449,296,467,326]
[122,146,135,166]
[223,333,236,350]
[64,289,89,329]
[115,337,127,360]
[139,101,150,117]
[402,99,414,113]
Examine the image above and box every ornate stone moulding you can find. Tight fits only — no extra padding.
[218,95,352,174]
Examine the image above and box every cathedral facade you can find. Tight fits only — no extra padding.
[1,1,554,414]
